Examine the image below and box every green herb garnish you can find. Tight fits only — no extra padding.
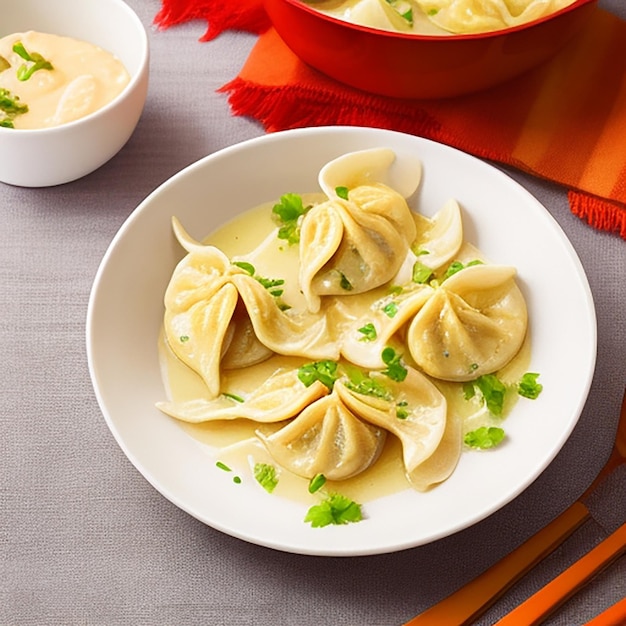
[335,186,349,200]
[254,463,279,493]
[13,41,54,81]
[0,87,29,128]
[339,271,353,291]
[464,426,505,449]
[381,347,408,383]
[272,193,310,245]
[443,259,483,280]
[412,260,433,284]
[308,473,327,494]
[396,401,409,419]
[216,461,232,472]
[0,55,10,72]
[382,301,399,318]
[344,368,391,400]
[232,260,255,275]
[518,372,543,399]
[304,493,363,527]
[222,392,244,403]
[464,374,507,417]
[179,335,190,343]
[357,322,377,342]
[298,360,339,390]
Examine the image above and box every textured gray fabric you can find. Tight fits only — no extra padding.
[1,1,625,624]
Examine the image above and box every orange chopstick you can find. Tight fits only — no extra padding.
[585,596,626,626]
[495,522,626,626]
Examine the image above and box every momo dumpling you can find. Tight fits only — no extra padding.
[258,391,386,480]
[335,367,447,477]
[164,218,338,397]
[156,367,329,424]
[416,0,575,33]
[407,263,528,381]
[298,149,420,313]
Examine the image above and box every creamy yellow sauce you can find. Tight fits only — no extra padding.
[158,201,531,504]
[0,31,129,129]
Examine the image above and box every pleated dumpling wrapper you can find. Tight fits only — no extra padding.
[299,148,421,313]
[156,366,329,424]
[163,218,339,398]
[408,262,528,381]
[416,0,575,34]
[258,389,386,481]
[335,366,449,482]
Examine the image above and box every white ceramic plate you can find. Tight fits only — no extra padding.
[86,126,596,556]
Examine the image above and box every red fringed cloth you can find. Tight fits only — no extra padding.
[155,0,626,239]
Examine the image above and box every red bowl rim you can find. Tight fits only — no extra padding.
[271,0,597,41]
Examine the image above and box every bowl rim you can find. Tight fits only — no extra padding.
[270,0,597,41]
[0,0,149,136]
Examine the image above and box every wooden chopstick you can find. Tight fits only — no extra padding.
[585,596,626,625]
[494,522,626,626]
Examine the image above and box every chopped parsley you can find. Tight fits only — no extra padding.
[518,372,543,399]
[382,301,399,318]
[304,493,363,527]
[232,261,286,299]
[335,186,349,200]
[396,401,409,419]
[179,335,190,343]
[464,426,505,449]
[357,322,377,342]
[0,87,28,128]
[344,368,391,400]
[254,463,279,493]
[308,473,327,494]
[443,259,483,280]
[412,260,433,284]
[272,193,310,245]
[298,360,339,390]
[13,41,54,81]
[381,347,408,383]
[216,461,232,472]
[464,374,507,417]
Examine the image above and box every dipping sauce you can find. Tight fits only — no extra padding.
[0,31,130,129]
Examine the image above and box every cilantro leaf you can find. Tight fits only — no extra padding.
[467,374,507,417]
[357,323,377,342]
[272,193,310,245]
[518,372,543,399]
[304,493,363,527]
[464,426,505,449]
[381,347,408,383]
[344,368,391,400]
[298,361,339,390]
[254,463,279,493]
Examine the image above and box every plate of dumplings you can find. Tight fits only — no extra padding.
[87,126,596,556]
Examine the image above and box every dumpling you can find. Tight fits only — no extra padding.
[407,263,528,381]
[258,390,386,480]
[156,367,329,423]
[164,218,339,397]
[416,0,575,33]
[335,367,447,477]
[298,149,420,313]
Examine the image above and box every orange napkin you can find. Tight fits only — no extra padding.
[156,1,626,239]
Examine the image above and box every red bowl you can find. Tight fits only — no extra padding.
[264,0,598,99]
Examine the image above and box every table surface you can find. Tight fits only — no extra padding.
[2,1,625,624]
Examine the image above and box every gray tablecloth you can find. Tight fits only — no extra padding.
[1,1,625,624]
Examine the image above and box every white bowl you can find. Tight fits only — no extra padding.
[87,127,596,556]
[0,0,149,187]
